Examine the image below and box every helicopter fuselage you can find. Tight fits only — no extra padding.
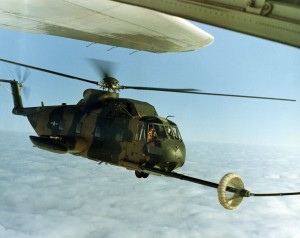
[22,89,186,174]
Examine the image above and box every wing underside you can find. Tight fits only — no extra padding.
[0,0,213,53]
[114,0,300,48]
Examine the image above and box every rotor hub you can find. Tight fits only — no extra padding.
[99,77,120,92]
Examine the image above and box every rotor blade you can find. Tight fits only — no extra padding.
[87,58,118,80]
[22,68,30,84]
[183,91,296,102]
[15,67,21,80]
[15,66,30,83]
[120,85,295,102]
[120,85,200,93]
[0,58,99,86]
[0,79,15,83]
[22,85,31,99]
[0,83,12,94]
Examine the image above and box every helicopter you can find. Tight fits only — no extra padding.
[0,57,299,210]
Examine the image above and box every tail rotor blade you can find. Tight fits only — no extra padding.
[22,85,31,99]
[14,66,31,98]
[22,68,30,84]
[15,67,21,80]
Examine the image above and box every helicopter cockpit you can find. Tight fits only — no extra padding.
[133,116,185,172]
[135,117,182,142]
[146,124,182,142]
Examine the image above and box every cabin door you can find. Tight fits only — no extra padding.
[126,122,147,164]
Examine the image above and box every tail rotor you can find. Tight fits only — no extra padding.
[15,67,31,99]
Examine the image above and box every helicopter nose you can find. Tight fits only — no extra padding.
[146,141,186,171]
[173,145,184,160]
[163,144,186,171]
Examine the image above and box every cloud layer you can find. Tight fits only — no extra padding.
[1,132,300,238]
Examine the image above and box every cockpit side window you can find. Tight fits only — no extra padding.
[147,123,168,142]
[153,124,167,139]
[135,122,146,141]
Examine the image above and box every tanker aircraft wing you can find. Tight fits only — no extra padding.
[114,0,300,48]
[0,0,213,53]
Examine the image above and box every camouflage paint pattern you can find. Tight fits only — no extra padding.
[2,80,186,173]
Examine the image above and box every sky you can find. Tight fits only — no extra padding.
[1,132,300,238]
[0,22,299,147]
[1,18,300,238]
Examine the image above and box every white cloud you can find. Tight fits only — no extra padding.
[1,132,300,238]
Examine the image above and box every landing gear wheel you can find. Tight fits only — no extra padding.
[135,170,142,178]
[218,173,244,210]
[142,172,149,178]
[135,170,149,178]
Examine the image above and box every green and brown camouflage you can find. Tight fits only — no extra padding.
[1,80,186,176]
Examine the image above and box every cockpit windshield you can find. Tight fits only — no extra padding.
[164,125,182,140]
[135,122,182,142]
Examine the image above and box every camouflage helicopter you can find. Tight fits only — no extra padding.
[1,58,299,210]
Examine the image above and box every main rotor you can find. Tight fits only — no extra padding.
[0,58,296,102]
